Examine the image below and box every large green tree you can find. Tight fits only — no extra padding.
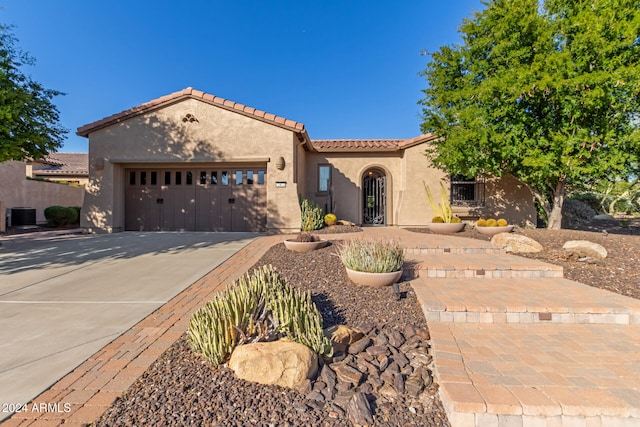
[420,0,640,228]
[0,24,66,162]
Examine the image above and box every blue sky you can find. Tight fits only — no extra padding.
[2,1,485,153]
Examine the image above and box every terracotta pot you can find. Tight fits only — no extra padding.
[427,222,466,234]
[475,225,514,236]
[345,268,403,287]
[283,239,328,252]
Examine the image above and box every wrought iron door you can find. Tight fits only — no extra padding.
[362,169,386,225]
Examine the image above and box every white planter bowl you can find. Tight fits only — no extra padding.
[475,225,514,236]
[283,239,328,252]
[427,222,466,234]
[345,268,403,287]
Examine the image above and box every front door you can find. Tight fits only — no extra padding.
[362,168,386,225]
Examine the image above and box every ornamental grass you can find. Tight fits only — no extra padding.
[337,239,404,274]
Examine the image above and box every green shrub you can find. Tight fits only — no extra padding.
[338,239,404,273]
[187,265,332,366]
[300,197,325,231]
[44,205,78,227]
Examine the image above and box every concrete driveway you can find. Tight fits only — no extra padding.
[0,231,258,418]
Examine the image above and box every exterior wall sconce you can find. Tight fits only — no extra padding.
[94,157,105,171]
[276,157,286,170]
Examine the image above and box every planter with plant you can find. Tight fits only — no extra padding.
[475,218,514,235]
[337,239,404,287]
[423,181,465,233]
[284,197,328,252]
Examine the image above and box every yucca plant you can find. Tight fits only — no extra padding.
[424,181,455,223]
[187,265,332,366]
[337,239,404,273]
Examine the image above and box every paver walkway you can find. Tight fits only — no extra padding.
[4,227,640,427]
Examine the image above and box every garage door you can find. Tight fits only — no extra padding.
[125,166,267,232]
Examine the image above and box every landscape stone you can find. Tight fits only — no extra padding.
[347,336,372,354]
[324,325,364,353]
[491,233,543,253]
[332,363,364,385]
[563,240,608,260]
[346,392,374,426]
[228,340,318,388]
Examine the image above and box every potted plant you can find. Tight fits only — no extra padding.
[475,218,514,235]
[284,197,328,252]
[337,239,404,287]
[423,181,465,233]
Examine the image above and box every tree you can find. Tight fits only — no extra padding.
[419,0,640,229]
[0,23,67,162]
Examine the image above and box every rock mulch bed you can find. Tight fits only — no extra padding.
[94,241,450,426]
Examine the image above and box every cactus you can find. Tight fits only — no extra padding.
[486,218,498,227]
[497,218,509,226]
[187,265,332,366]
[299,197,325,231]
[432,216,444,223]
[477,218,487,227]
[324,213,337,226]
[424,181,454,223]
[296,232,317,242]
[451,216,462,223]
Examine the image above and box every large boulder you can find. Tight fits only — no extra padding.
[563,240,608,260]
[228,340,318,388]
[491,233,543,253]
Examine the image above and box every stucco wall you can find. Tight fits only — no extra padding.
[305,145,536,227]
[0,161,85,227]
[82,98,303,232]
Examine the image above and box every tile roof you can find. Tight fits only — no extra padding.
[76,87,308,139]
[33,153,88,176]
[310,133,438,152]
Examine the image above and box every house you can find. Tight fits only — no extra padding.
[28,153,89,186]
[76,87,535,233]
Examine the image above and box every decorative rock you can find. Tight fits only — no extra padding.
[491,233,543,253]
[395,352,410,369]
[415,327,430,341]
[405,375,425,397]
[563,240,608,260]
[320,365,337,390]
[348,336,372,355]
[387,329,406,348]
[347,392,374,426]
[228,340,318,388]
[332,363,364,385]
[307,390,325,403]
[365,345,389,357]
[324,325,365,353]
[393,373,405,394]
[407,349,433,368]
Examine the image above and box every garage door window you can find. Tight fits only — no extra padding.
[221,171,229,185]
[247,171,254,184]
[129,171,136,185]
[140,171,147,185]
[175,171,182,185]
[200,171,207,185]
[165,171,171,185]
[258,170,265,185]
[235,170,243,185]
[151,171,157,185]
[186,171,193,185]
[211,171,217,185]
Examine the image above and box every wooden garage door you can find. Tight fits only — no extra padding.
[125,166,267,232]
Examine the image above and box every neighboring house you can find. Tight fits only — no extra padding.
[77,87,535,233]
[28,153,89,186]
[0,160,85,231]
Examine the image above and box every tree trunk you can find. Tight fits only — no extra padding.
[547,180,566,229]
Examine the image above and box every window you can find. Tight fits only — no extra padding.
[221,171,229,185]
[176,171,182,185]
[150,171,157,186]
[200,171,207,185]
[450,175,485,206]
[129,171,136,185]
[186,171,193,185]
[164,171,171,185]
[140,171,147,185]
[257,170,265,185]
[247,171,254,185]
[211,171,218,185]
[235,170,243,185]
[318,165,331,193]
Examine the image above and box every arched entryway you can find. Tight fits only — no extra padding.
[362,168,386,225]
